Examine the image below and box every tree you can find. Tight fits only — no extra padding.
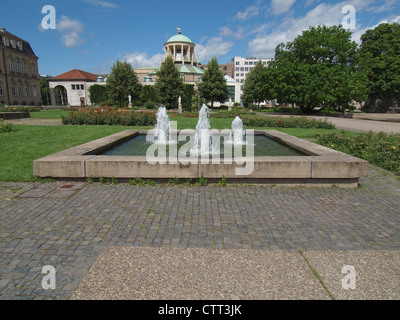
[359,23,400,113]
[40,78,51,106]
[106,60,142,107]
[274,25,366,113]
[88,84,108,105]
[140,85,159,104]
[242,60,267,107]
[154,56,184,109]
[182,84,194,111]
[198,57,229,107]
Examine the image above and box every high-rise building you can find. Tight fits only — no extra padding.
[0,28,41,106]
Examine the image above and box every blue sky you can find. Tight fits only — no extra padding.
[2,0,399,76]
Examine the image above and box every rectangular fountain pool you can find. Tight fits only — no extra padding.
[33,129,369,188]
[94,134,307,157]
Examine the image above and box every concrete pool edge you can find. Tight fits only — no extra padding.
[33,129,369,187]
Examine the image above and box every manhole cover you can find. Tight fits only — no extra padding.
[58,185,75,189]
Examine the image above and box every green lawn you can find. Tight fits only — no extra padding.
[0,125,127,181]
[0,118,359,182]
[30,110,70,119]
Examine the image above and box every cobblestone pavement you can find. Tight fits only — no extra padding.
[0,166,399,299]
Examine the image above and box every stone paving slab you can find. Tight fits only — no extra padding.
[71,247,330,300]
[303,250,400,300]
[0,166,399,299]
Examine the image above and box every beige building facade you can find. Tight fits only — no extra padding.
[0,28,41,106]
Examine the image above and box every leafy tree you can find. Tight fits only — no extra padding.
[88,84,108,105]
[261,61,278,106]
[242,60,267,108]
[198,57,229,107]
[154,56,184,109]
[106,60,142,107]
[274,25,366,113]
[140,85,159,104]
[359,23,400,112]
[40,78,51,106]
[182,84,194,111]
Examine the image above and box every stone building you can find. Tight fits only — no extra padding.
[49,69,105,107]
[0,28,41,106]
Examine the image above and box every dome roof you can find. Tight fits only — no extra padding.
[165,34,194,44]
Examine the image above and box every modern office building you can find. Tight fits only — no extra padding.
[0,28,41,106]
[232,56,271,101]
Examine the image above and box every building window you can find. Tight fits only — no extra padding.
[3,37,9,46]
[80,84,84,90]
[10,39,16,49]
[0,82,3,96]
[72,85,76,90]
[25,83,29,97]
[31,64,36,76]
[17,82,23,96]
[16,59,20,73]
[11,82,16,96]
[33,85,38,98]
[22,60,27,74]
[9,57,14,72]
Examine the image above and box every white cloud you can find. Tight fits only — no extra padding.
[122,52,164,68]
[83,0,119,8]
[248,0,375,58]
[234,5,260,21]
[271,0,296,15]
[57,15,84,34]
[219,26,246,39]
[367,0,397,13]
[56,15,85,48]
[196,37,234,64]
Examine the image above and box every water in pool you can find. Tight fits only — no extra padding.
[97,134,306,157]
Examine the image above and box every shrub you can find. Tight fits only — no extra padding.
[0,120,14,133]
[315,131,400,174]
[242,116,336,129]
[62,108,156,126]
[0,106,42,112]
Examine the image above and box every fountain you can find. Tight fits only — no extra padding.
[154,106,170,144]
[33,104,369,187]
[230,116,245,145]
[191,104,212,156]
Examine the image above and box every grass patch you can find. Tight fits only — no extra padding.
[0,125,127,181]
[30,109,70,119]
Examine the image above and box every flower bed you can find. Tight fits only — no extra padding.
[315,131,400,174]
[61,108,156,126]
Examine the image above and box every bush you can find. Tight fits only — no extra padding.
[315,131,400,174]
[0,106,42,112]
[62,108,157,126]
[242,116,336,129]
[0,119,14,133]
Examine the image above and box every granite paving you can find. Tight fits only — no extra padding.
[0,165,399,299]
